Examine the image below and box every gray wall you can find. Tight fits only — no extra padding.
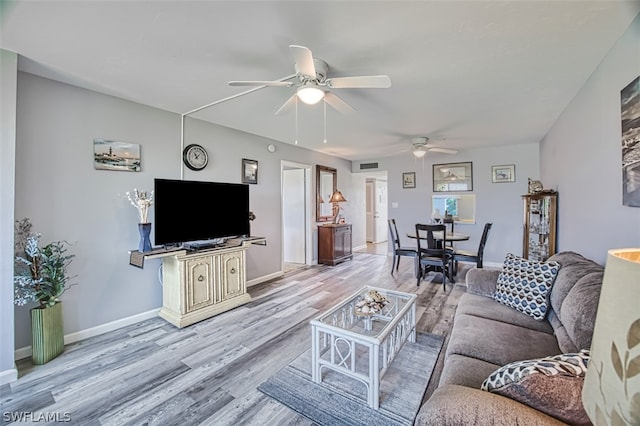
[12,72,355,350]
[354,143,540,265]
[1,49,18,383]
[540,14,640,265]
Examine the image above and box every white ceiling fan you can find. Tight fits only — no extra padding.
[228,45,391,115]
[411,137,458,158]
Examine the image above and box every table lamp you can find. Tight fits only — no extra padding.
[329,190,347,224]
[582,248,640,424]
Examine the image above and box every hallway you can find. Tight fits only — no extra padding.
[355,241,388,256]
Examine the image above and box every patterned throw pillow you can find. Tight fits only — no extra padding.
[481,351,591,425]
[493,253,561,320]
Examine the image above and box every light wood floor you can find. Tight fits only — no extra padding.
[2,253,467,425]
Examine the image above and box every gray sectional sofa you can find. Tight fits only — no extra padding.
[415,251,604,425]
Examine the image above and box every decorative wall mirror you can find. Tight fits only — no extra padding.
[316,165,337,221]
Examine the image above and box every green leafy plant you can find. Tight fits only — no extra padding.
[14,218,76,308]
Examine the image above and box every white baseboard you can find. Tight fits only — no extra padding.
[352,244,367,252]
[15,270,289,360]
[0,367,18,385]
[247,271,284,287]
[14,308,160,361]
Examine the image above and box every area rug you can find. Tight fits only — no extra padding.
[258,332,444,426]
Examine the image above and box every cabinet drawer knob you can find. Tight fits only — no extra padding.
[230,267,236,274]
[197,275,204,282]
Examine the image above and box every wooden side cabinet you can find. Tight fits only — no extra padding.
[146,237,265,328]
[318,224,353,266]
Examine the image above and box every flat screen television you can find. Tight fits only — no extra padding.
[154,178,250,247]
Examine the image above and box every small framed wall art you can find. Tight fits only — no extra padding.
[242,158,258,184]
[491,164,516,183]
[402,172,416,189]
[94,138,141,172]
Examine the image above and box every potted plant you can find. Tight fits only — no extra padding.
[14,218,75,364]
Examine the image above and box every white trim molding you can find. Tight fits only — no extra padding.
[0,367,18,385]
[14,308,160,361]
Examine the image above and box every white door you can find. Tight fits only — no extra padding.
[366,180,374,242]
[283,168,306,264]
[373,180,388,243]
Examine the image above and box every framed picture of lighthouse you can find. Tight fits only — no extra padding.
[94,139,141,172]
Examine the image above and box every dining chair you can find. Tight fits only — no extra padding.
[452,222,493,274]
[388,219,418,276]
[415,223,455,290]
[442,217,455,233]
[442,217,455,250]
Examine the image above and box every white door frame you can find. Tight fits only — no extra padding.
[281,160,313,268]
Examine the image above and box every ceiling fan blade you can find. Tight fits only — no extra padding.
[326,75,391,89]
[275,94,297,116]
[428,147,458,155]
[229,80,293,87]
[290,45,316,78]
[324,92,356,114]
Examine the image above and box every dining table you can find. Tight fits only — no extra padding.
[406,231,470,243]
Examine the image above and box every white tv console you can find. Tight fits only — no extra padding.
[130,237,266,328]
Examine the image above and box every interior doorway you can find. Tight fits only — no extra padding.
[281,161,312,273]
[365,173,388,244]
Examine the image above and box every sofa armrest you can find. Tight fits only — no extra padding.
[465,268,502,297]
[415,385,567,426]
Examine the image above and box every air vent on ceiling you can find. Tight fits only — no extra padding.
[359,162,379,170]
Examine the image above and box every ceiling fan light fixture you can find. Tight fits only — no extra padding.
[297,85,324,105]
[413,147,427,158]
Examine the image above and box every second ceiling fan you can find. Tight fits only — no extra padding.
[229,45,391,115]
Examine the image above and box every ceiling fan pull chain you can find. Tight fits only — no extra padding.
[323,100,327,144]
[295,96,298,145]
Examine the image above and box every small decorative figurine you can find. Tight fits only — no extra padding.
[528,178,544,194]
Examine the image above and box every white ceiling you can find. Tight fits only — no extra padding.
[2,1,639,161]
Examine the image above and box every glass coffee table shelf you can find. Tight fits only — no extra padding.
[310,286,416,409]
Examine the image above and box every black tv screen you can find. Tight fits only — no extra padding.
[154,178,250,246]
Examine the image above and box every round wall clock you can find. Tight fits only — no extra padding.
[182,144,208,171]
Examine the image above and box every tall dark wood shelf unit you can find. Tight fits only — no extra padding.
[318,223,353,266]
[522,192,557,261]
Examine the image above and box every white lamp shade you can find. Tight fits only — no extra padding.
[413,148,427,158]
[582,248,640,425]
[296,86,325,105]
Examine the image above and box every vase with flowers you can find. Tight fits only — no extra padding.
[14,218,76,364]
[126,189,154,252]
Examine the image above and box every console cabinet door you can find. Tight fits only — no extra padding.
[318,224,353,266]
[184,256,216,313]
[334,225,352,259]
[221,251,245,300]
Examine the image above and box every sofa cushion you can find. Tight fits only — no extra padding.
[456,293,554,334]
[559,271,603,351]
[439,353,502,388]
[547,251,603,319]
[446,313,561,366]
[416,385,569,426]
[494,253,561,320]
[481,351,591,425]
[548,310,579,353]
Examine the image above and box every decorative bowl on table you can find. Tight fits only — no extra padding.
[354,290,388,317]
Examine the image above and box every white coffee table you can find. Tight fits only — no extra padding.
[310,286,417,409]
